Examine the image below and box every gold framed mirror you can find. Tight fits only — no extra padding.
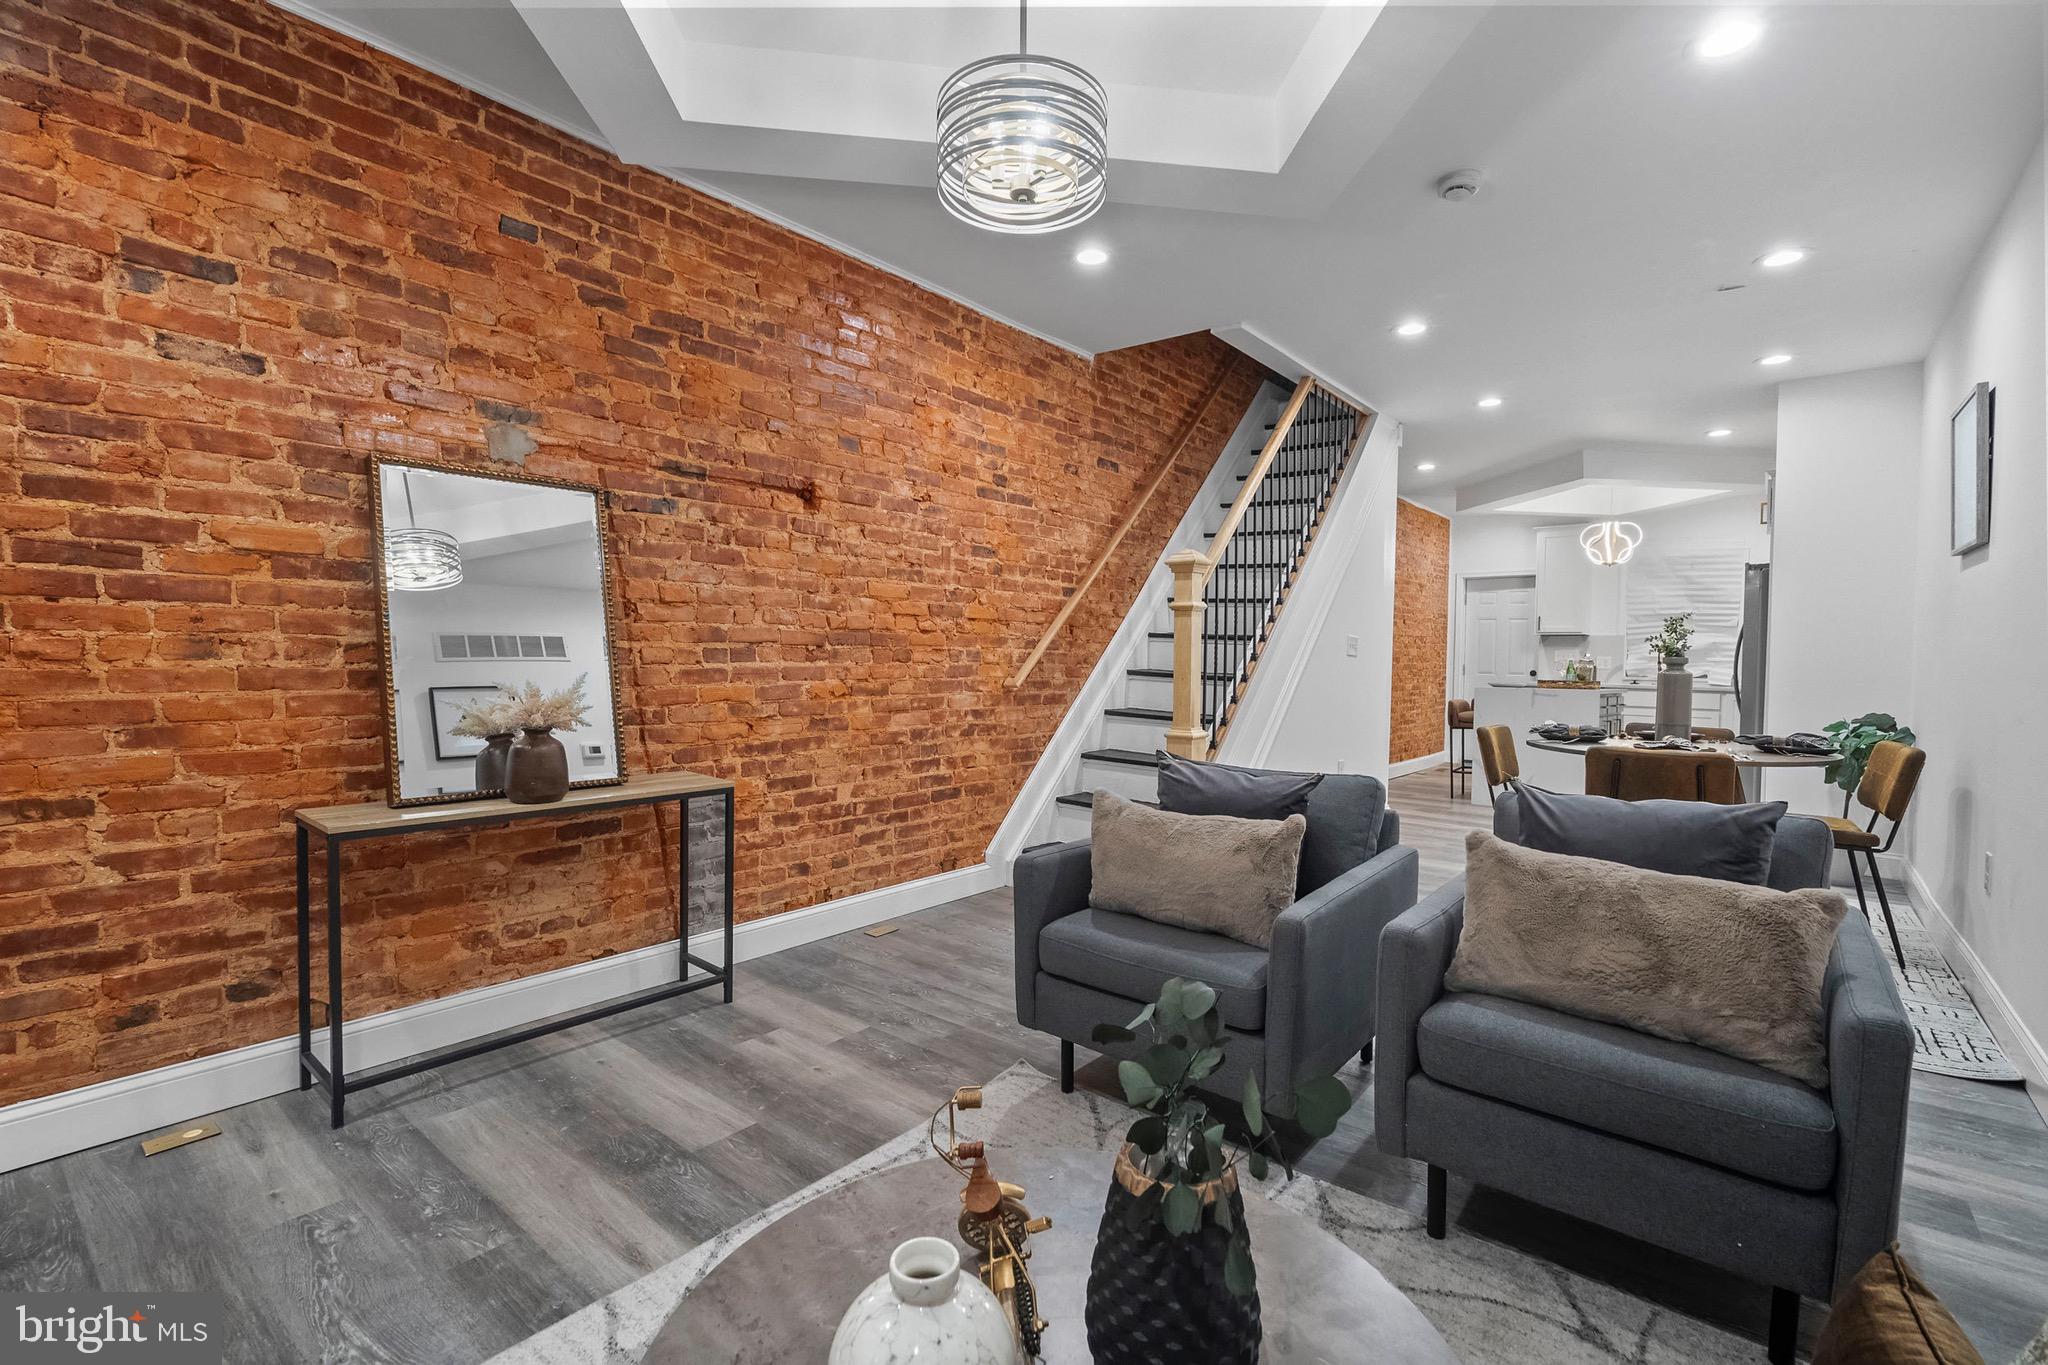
[370,456,627,808]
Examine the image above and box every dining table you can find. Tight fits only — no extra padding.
[1522,734,1838,770]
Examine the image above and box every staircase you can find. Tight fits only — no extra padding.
[1039,376,1372,841]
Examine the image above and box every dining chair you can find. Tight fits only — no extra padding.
[1584,748,1744,803]
[1820,740,1924,971]
[1474,725,1519,805]
[1446,699,1475,797]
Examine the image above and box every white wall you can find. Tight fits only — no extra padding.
[1226,416,1399,778]
[1906,141,2048,1070]
[1765,364,1925,817]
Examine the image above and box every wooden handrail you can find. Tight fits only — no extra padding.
[1200,373,1315,583]
[1006,360,1237,689]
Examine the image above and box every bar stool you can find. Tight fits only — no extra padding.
[1474,724,1519,805]
[1820,740,1924,972]
[1446,698,1474,796]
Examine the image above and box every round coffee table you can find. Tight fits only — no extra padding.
[645,1148,1459,1363]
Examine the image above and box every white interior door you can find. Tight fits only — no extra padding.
[1461,576,1537,693]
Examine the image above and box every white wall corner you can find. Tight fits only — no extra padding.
[985,385,1279,876]
[1389,750,1447,779]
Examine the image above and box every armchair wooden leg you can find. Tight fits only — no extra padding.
[1060,1039,1074,1094]
[1767,1288,1799,1365]
[1425,1165,1446,1240]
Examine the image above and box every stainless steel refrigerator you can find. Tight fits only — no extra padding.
[1733,562,1769,735]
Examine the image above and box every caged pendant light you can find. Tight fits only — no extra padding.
[383,469,463,591]
[935,0,1107,233]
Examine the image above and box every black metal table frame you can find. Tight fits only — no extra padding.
[296,787,734,1129]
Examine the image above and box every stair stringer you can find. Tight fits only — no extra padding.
[986,383,1286,878]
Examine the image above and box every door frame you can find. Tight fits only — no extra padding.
[1451,569,1538,704]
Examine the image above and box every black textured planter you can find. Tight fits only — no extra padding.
[1085,1144,1260,1365]
[473,732,513,792]
[506,728,569,803]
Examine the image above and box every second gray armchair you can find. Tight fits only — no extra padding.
[1013,772,1418,1117]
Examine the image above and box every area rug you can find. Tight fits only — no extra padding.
[490,1061,1773,1365]
[1873,892,2025,1083]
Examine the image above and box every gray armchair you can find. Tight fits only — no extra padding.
[1014,774,1419,1116]
[1375,790,1914,1363]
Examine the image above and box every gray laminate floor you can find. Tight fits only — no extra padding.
[2,769,2043,1363]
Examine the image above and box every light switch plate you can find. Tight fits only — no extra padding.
[1983,851,1994,894]
[1345,635,1360,657]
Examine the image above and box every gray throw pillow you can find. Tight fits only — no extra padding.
[1450,832,1847,1086]
[1514,784,1788,885]
[1090,791,1306,948]
[1155,752,1377,895]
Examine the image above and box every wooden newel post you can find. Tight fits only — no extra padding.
[1164,550,1211,760]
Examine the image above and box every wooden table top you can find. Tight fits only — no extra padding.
[1522,736,1835,769]
[293,770,731,837]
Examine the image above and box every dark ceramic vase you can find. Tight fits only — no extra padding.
[1084,1144,1260,1365]
[506,728,569,803]
[474,732,514,792]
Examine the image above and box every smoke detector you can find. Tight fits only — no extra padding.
[1435,169,1482,202]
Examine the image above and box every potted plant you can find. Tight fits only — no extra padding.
[1822,712,1915,817]
[1645,612,1694,671]
[449,695,517,791]
[494,674,592,804]
[1084,977,1353,1365]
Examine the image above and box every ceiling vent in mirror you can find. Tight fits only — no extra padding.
[435,633,569,662]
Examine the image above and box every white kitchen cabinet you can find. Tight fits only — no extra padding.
[1534,527,1596,635]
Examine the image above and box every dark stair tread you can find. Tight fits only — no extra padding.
[1126,668,1238,681]
[1148,630,1253,641]
[1057,791,1161,810]
[1104,705,1214,723]
[1221,495,1322,508]
[1264,415,1354,429]
[1079,748,1163,768]
[1208,556,1299,570]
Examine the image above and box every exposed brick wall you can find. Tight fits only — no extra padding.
[1388,499,1450,763]
[0,0,1264,1107]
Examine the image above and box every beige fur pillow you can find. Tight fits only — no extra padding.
[1090,792,1305,947]
[1450,832,1848,1086]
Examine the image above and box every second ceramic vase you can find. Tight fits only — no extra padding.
[827,1236,1018,1365]
[473,732,514,792]
[505,728,569,803]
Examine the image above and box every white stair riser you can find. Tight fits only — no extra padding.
[1076,761,1160,803]
[1142,636,1175,671]
[1102,713,1169,753]
[1053,802,1094,843]
[1125,674,1174,712]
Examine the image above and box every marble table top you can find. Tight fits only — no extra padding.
[644,1148,1460,1363]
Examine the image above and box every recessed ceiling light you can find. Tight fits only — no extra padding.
[1073,246,1108,266]
[1415,462,1437,472]
[1708,428,1733,438]
[1394,318,1428,338]
[1476,395,1502,409]
[1758,247,1806,269]
[1695,16,1763,60]
[1757,353,1793,366]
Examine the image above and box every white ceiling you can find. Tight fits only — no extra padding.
[291,2,2045,498]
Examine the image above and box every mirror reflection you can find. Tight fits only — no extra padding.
[378,462,621,805]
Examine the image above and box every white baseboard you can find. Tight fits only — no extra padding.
[1901,861,2048,1124]
[0,863,1000,1174]
[1389,751,1448,779]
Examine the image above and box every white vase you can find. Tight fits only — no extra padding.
[828,1236,1020,1365]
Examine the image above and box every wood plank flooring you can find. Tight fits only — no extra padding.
[0,767,2042,1363]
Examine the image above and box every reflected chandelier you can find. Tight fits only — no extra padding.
[936,0,1107,233]
[384,468,463,591]
[1579,520,1643,568]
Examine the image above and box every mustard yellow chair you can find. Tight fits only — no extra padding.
[1474,725,1519,805]
[1821,741,1924,971]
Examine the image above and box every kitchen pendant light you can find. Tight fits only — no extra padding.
[1579,520,1643,568]
[935,0,1107,233]
[383,470,462,591]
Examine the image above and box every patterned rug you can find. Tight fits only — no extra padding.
[1869,892,2025,1083]
[492,1062,1778,1365]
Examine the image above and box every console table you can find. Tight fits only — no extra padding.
[292,771,734,1129]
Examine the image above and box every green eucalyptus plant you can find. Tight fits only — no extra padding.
[1823,713,1915,814]
[1645,612,1695,663]
[1091,976,1353,1296]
